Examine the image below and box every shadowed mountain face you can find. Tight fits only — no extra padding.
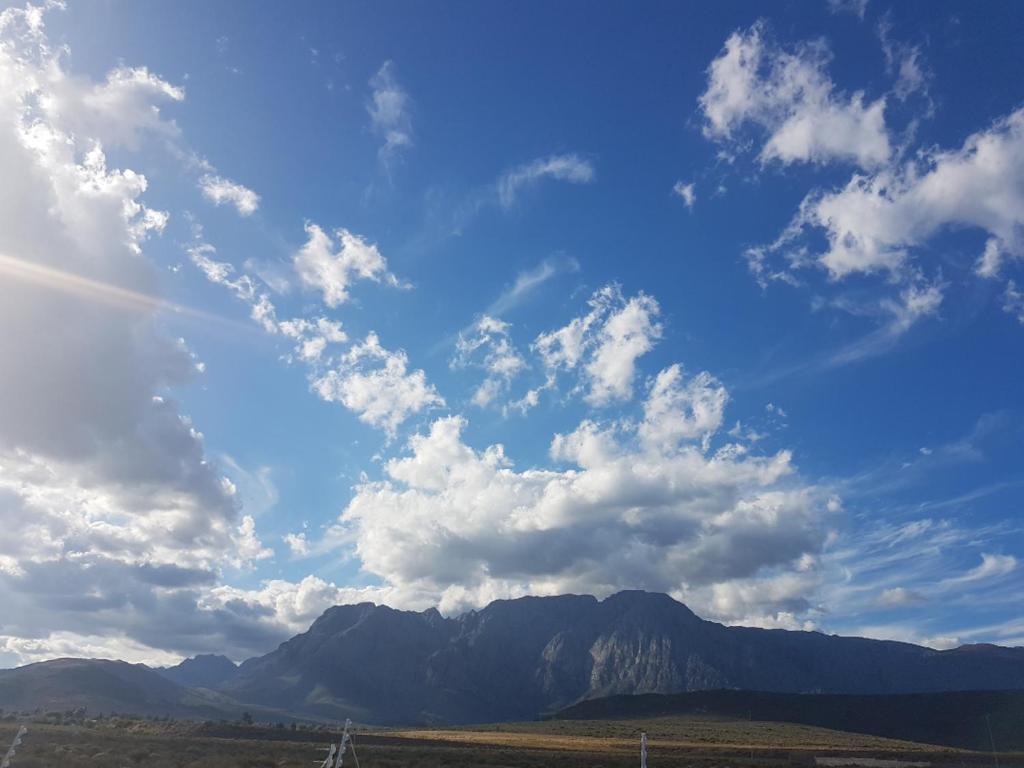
[219,591,1024,724]
[157,654,238,688]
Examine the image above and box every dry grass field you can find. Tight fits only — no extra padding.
[0,715,1019,768]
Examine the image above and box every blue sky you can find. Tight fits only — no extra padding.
[0,0,1022,666]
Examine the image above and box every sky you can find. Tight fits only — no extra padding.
[0,0,1022,668]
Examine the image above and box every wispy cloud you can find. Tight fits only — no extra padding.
[368,60,412,172]
[497,153,595,208]
[486,255,580,317]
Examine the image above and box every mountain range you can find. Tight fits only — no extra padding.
[2,590,1022,726]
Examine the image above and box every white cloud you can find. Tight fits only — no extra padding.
[699,22,890,169]
[368,60,412,170]
[188,231,435,438]
[765,108,1024,281]
[498,153,595,208]
[234,515,273,564]
[284,532,309,557]
[673,181,696,209]
[278,316,348,362]
[941,553,1017,586]
[535,284,662,406]
[312,332,445,437]
[453,315,527,408]
[42,65,184,150]
[188,238,351,362]
[638,364,728,452]
[485,255,580,317]
[293,223,400,308]
[1004,281,1024,324]
[202,576,416,638]
[877,586,926,607]
[332,366,822,618]
[0,5,278,664]
[878,22,930,104]
[199,174,260,216]
[825,281,943,366]
[743,106,1024,361]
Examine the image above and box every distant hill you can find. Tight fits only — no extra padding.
[157,654,238,688]
[552,688,1024,752]
[220,590,1024,724]
[0,658,237,718]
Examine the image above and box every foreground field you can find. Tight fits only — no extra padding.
[387,715,951,752]
[0,715,1019,768]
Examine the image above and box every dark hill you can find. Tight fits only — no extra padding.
[552,688,1024,751]
[158,654,238,688]
[221,590,1024,724]
[0,658,233,717]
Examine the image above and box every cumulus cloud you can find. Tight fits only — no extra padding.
[312,332,444,437]
[332,365,823,618]
[198,173,260,216]
[737,80,1024,361]
[535,284,662,406]
[699,22,890,169]
[498,153,595,208]
[453,316,527,408]
[0,4,273,664]
[42,64,184,150]
[368,60,412,170]
[293,223,400,308]
[283,532,309,557]
[754,108,1024,282]
[638,364,728,452]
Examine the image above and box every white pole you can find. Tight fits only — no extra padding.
[640,731,647,768]
[336,719,352,768]
[319,742,337,768]
[1,726,27,768]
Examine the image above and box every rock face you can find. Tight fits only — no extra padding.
[220,590,1024,724]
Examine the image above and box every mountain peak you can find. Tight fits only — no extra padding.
[158,653,238,688]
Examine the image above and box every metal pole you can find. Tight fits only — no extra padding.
[1,726,27,768]
[336,719,352,768]
[319,742,337,768]
[985,713,999,768]
[640,731,647,768]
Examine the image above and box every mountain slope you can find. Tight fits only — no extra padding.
[0,658,230,717]
[222,590,1024,724]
